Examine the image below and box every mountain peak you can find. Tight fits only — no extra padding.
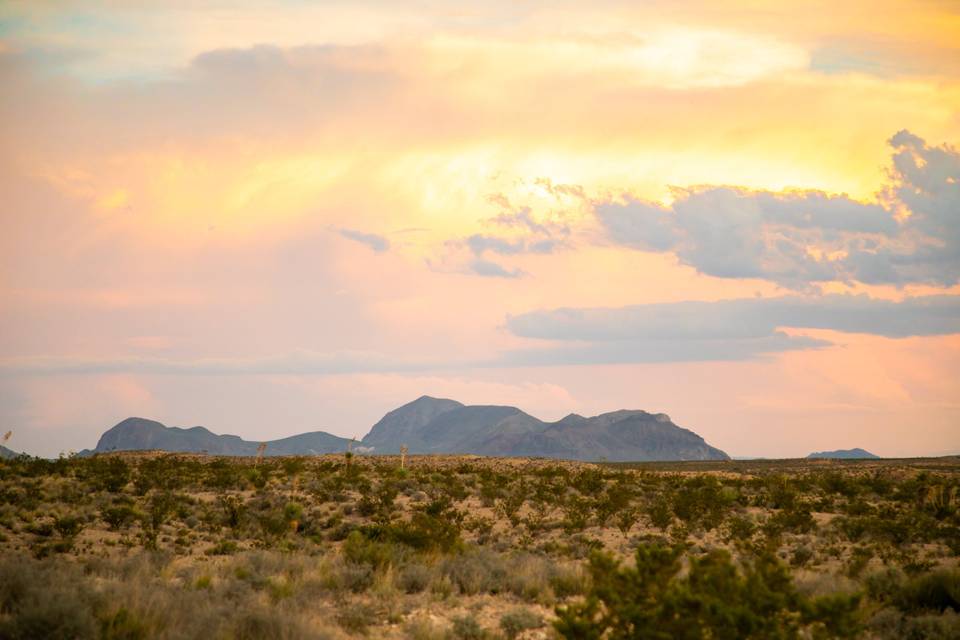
[361,396,465,453]
[360,397,727,461]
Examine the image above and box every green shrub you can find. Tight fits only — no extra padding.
[88,457,132,492]
[207,539,239,555]
[451,615,488,640]
[218,494,246,529]
[647,496,672,530]
[845,546,874,578]
[897,570,960,613]
[554,543,861,639]
[102,501,138,530]
[54,514,84,537]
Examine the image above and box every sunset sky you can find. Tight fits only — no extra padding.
[1,1,959,458]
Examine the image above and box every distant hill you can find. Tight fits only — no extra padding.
[0,444,19,459]
[87,417,352,457]
[807,448,880,459]
[361,396,729,462]
[82,396,730,462]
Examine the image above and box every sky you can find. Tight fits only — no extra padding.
[1,1,959,458]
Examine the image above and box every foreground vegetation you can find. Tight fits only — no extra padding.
[0,452,958,638]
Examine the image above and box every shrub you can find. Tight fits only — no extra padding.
[549,564,588,598]
[724,514,756,543]
[102,501,138,531]
[405,617,452,640]
[99,606,149,640]
[500,608,543,639]
[451,615,488,640]
[89,457,132,492]
[897,570,960,613]
[0,556,97,640]
[207,539,239,556]
[342,530,402,569]
[141,491,177,549]
[845,546,874,578]
[554,543,861,639]
[54,514,84,537]
[233,607,318,640]
[336,602,379,635]
[442,548,507,595]
[398,563,433,594]
[791,545,814,567]
[218,494,246,529]
[647,496,672,530]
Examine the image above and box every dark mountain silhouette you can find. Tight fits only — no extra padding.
[360,396,729,461]
[0,444,19,459]
[88,417,352,457]
[807,447,880,459]
[83,396,730,462]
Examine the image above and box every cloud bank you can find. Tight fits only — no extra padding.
[595,131,959,289]
[505,294,960,364]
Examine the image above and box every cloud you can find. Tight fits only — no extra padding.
[508,294,960,342]
[501,333,830,366]
[445,185,581,277]
[466,233,558,256]
[2,295,957,376]
[336,228,390,252]
[0,350,445,377]
[468,258,524,279]
[825,130,960,287]
[503,294,960,364]
[595,131,959,289]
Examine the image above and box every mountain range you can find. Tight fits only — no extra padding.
[80,396,730,462]
[0,445,18,460]
[88,418,351,457]
[807,448,879,459]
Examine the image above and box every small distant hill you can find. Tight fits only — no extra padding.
[88,417,352,457]
[807,448,880,459]
[0,444,19,459]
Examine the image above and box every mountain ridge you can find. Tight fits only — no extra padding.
[89,417,352,457]
[80,395,730,461]
[807,447,880,459]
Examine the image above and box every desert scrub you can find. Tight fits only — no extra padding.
[2,453,959,637]
[555,543,862,639]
